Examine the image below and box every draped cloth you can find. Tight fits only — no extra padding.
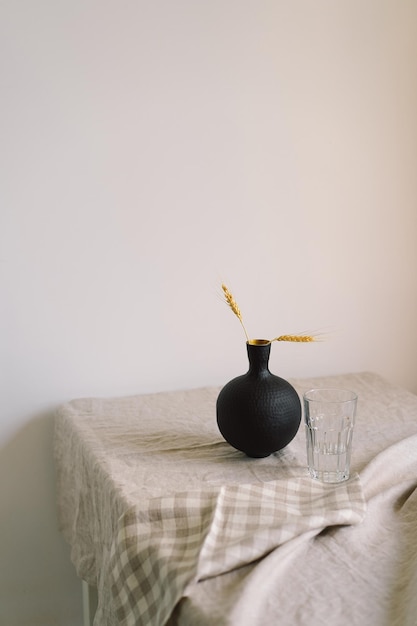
[53,372,417,626]
[109,476,366,626]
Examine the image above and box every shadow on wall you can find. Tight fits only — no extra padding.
[0,410,82,626]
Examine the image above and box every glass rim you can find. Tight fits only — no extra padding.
[303,387,358,403]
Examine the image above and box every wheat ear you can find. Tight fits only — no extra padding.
[271,334,315,343]
[221,284,250,342]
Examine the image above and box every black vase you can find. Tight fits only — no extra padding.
[216,340,301,458]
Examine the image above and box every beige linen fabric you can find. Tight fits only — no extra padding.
[171,433,417,626]
[109,476,365,626]
[53,372,417,626]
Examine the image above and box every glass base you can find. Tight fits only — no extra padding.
[308,468,350,483]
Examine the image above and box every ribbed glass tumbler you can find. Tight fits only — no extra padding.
[303,388,358,483]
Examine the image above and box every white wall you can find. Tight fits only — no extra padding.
[1,1,416,623]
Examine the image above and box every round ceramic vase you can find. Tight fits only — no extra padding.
[216,340,301,458]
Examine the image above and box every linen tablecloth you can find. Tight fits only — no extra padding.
[54,372,417,626]
[110,475,365,626]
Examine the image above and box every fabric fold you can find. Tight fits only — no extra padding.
[107,474,366,626]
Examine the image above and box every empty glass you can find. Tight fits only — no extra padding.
[303,388,358,483]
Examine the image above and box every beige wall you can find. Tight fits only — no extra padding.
[1,1,417,623]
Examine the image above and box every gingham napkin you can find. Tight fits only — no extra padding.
[108,475,366,626]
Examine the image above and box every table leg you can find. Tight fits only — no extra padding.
[82,580,98,626]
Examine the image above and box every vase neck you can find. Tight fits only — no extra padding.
[246,341,271,376]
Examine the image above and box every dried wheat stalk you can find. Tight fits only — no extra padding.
[272,334,315,343]
[221,283,250,341]
[221,283,316,344]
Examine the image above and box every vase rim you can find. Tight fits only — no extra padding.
[247,339,271,346]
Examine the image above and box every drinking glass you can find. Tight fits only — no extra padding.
[303,388,357,483]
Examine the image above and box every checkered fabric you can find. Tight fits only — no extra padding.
[108,474,366,626]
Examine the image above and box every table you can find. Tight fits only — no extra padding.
[54,372,417,626]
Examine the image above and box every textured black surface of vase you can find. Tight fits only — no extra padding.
[216,341,302,458]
